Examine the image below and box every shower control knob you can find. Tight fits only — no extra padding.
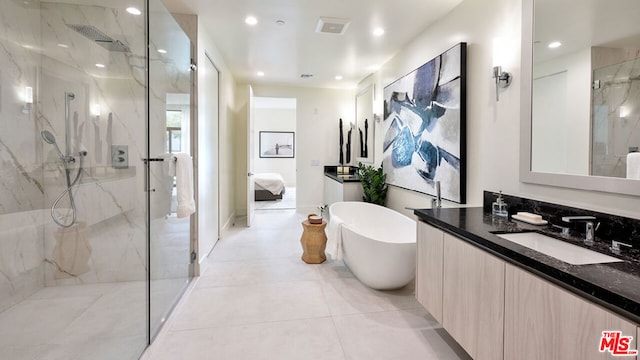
[117,157,125,162]
[118,150,125,155]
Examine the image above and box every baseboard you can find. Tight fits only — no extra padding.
[220,210,236,237]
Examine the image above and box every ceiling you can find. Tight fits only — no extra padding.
[163,0,464,89]
[533,0,640,63]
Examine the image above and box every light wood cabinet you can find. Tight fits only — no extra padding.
[416,222,444,323]
[323,176,363,207]
[504,263,638,360]
[442,234,505,360]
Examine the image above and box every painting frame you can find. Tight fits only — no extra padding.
[382,42,467,203]
[259,131,295,158]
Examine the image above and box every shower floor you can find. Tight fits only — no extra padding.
[0,279,181,360]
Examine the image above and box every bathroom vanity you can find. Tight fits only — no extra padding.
[323,166,363,206]
[415,204,640,360]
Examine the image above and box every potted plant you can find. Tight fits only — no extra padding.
[357,162,388,205]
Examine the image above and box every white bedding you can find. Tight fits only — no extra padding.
[254,173,285,195]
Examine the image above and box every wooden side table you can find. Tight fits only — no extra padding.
[300,219,327,264]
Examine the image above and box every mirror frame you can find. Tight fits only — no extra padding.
[519,0,640,196]
[355,84,375,164]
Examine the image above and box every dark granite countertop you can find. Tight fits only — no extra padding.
[324,172,361,183]
[414,207,640,324]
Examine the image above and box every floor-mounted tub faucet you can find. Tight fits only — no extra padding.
[431,181,442,208]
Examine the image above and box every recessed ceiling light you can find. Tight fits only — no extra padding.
[335,75,343,80]
[373,27,385,37]
[245,16,258,26]
[548,41,562,49]
[157,49,167,54]
[96,63,105,68]
[257,71,265,77]
[126,7,141,16]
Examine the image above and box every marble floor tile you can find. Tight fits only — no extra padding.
[321,276,422,316]
[142,209,470,359]
[170,280,331,330]
[39,335,147,360]
[0,296,98,348]
[145,318,345,360]
[332,308,471,360]
[197,257,320,288]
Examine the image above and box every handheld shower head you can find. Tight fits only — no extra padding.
[66,92,75,100]
[41,130,65,160]
[41,130,57,144]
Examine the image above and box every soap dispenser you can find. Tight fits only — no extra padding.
[492,191,508,218]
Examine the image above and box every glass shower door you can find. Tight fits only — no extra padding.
[147,0,195,339]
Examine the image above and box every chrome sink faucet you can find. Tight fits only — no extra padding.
[431,181,442,208]
[561,216,600,245]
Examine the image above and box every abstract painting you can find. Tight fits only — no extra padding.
[382,42,466,203]
[259,131,295,158]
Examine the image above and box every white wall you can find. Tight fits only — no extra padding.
[236,85,354,213]
[358,0,522,216]
[174,13,239,266]
[254,107,296,186]
[362,0,639,219]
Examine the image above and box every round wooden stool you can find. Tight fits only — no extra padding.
[300,219,327,264]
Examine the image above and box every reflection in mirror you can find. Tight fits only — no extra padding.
[530,0,640,179]
[520,0,640,196]
[355,84,374,164]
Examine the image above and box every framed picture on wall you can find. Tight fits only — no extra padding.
[259,131,295,158]
[382,42,467,203]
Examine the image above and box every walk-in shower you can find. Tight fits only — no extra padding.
[0,1,193,359]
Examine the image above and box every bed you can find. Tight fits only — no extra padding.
[254,173,286,201]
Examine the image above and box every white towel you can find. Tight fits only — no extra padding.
[174,153,196,218]
[627,153,640,179]
[165,153,176,177]
[326,214,344,261]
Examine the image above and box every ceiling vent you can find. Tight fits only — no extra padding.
[300,74,314,79]
[315,17,350,35]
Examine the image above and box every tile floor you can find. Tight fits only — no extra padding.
[254,187,296,210]
[142,209,471,360]
[0,281,147,360]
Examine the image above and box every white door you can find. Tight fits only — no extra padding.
[247,85,255,227]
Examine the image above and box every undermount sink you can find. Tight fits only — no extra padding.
[494,232,623,265]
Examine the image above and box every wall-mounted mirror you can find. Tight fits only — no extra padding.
[520,0,640,196]
[355,84,374,164]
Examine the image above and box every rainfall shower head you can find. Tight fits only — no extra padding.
[66,24,130,52]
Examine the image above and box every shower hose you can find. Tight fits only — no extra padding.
[51,151,87,228]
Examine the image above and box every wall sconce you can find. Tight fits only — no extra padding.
[619,105,630,119]
[91,103,101,117]
[22,86,33,114]
[492,37,513,102]
[492,66,512,102]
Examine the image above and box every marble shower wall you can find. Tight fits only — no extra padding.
[0,0,149,311]
[591,47,640,177]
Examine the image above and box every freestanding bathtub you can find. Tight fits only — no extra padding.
[328,201,416,290]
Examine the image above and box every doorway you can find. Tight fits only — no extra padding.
[252,97,297,210]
